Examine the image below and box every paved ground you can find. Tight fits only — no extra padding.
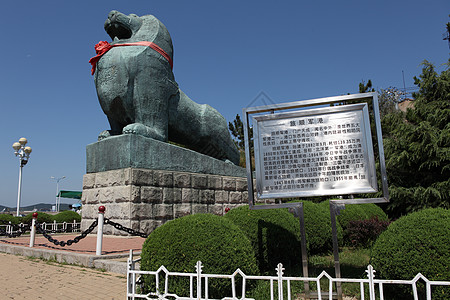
[0,234,361,299]
[0,233,145,255]
[0,252,127,299]
[0,234,146,299]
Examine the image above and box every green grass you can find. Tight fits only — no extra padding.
[265,247,371,299]
[309,247,370,273]
[249,247,371,299]
[307,247,371,299]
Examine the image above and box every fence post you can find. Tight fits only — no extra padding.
[196,261,203,299]
[29,212,38,247]
[367,265,376,300]
[277,263,285,300]
[7,222,12,235]
[96,206,105,255]
[127,249,135,299]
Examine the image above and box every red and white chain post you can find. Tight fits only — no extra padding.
[29,212,38,247]
[96,205,105,255]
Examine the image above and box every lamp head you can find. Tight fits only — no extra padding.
[19,137,28,145]
[24,147,32,154]
[12,142,21,151]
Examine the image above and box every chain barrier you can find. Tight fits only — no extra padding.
[0,223,31,238]
[104,218,148,238]
[2,214,147,249]
[36,219,98,247]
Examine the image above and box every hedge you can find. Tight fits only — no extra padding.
[370,208,450,299]
[52,211,81,223]
[21,212,53,224]
[303,201,343,254]
[360,203,388,221]
[140,214,258,298]
[224,205,301,274]
[0,214,20,225]
[319,201,388,247]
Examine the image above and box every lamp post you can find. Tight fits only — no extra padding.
[50,176,66,212]
[12,137,32,217]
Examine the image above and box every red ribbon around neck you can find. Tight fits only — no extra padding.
[89,41,173,75]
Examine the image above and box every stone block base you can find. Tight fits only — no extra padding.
[81,168,252,235]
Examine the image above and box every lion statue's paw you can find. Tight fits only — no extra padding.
[123,123,166,141]
[98,130,112,141]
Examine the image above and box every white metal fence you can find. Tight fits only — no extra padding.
[126,250,450,300]
[0,220,80,235]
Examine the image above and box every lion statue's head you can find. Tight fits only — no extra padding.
[103,10,174,63]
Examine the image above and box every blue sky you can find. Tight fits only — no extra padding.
[1,0,449,208]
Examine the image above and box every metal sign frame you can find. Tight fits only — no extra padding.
[243,92,389,209]
[253,103,378,199]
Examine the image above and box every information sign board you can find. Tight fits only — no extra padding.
[253,103,377,199]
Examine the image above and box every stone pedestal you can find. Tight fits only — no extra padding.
[81,135,250,235]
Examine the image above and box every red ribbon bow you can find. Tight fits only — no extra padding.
[89,41,173,75]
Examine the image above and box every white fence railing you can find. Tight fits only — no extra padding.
[126,250,450,300]
[0,220,80,235]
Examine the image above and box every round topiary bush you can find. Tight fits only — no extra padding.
[334,203,368,230]
[52,210,81,223]
[224,205,301,274]
[322,201,390,247]
[141,214,258,298]
[21,212,53,224]
[0,214,20,225]
[359,203,388,222]
[370,208,450,299]
[303,201,343,254]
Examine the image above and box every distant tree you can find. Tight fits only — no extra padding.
[359,79,375,93]
[378,87,401,117]
[229,114,254,168]
[228,114,245,149]
[228,114,253,151]
[357,79,401,117]
[443,15,450,49]
[382,60,450,218]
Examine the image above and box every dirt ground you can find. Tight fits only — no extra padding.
[0,252,127,299]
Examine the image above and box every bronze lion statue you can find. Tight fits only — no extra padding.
[90,10,240,164]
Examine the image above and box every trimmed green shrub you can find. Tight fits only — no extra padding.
[141,214,258,298]
[334,203,368,230]
[331,202,388,230]
[320,201,388,247]
[52,210,81,223]
[303,201,343,254]
[224,205,301,274]
[21,212,53,224]
[0,214,20,225]
[370,208,450,299]
[359,203,388,222]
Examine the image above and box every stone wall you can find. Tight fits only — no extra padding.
[81,168,250,235]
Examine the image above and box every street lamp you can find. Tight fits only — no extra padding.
[12,137,32,217]
[50,176,66,212]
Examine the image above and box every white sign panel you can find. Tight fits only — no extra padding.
[253,103,377,199]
